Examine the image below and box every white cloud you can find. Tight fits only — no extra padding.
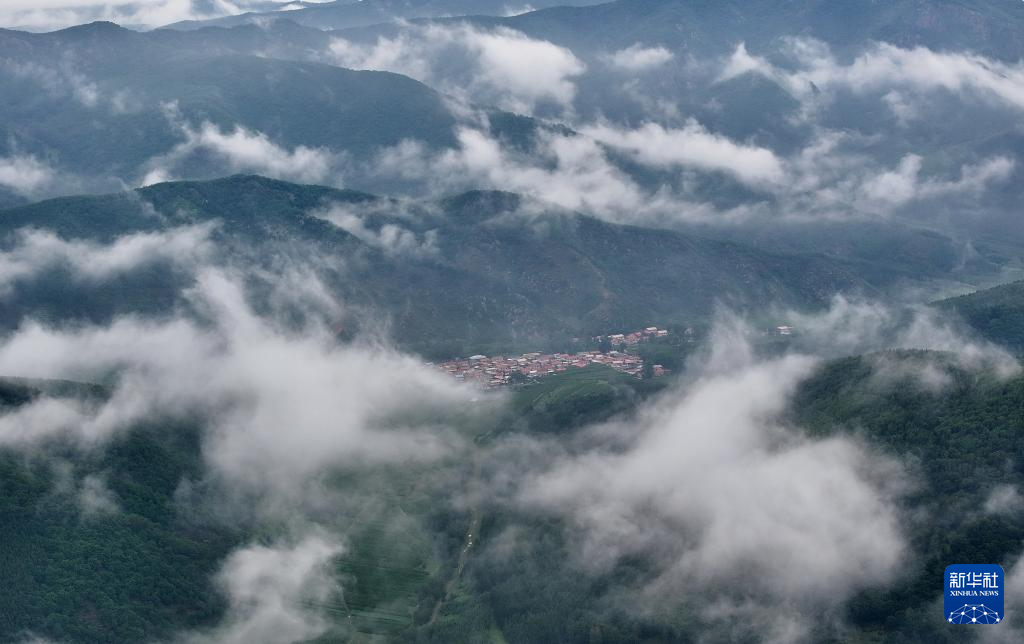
[0,155,56,196]
[0,395,106,447]
[437,127,654,219]
[882,90,916,124]
[769,129,1016,220]
[0,268,475,514]
[721,39,1024,114]
[179,533,343,644]
[604,44,675,71]
[77,473,121,516]
[984,484,1023,515]
[0,59,108,109]
[328,23,585,114]
[144,119,335,186]
[0,1,291,30]
[860,154,1015,208]
[504,317,908,640]
[784,295,1020,379]
[480,298,1017,637]
[365,126,762,225]
[584,120,786,188]
[366,112,1007,225]
[0,223,215,296]
[315,203,439,258]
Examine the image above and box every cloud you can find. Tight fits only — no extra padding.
[0,268,475,515]
[77,473,121,516]
[784,295,1020,378]
[583,120,786,188]
[178,533,343,644]
[366,126,761,225]
[476,297,1019,637]
[0,155,56,196]
[0,223,215,296]
[0,59,112,110]
[604,44,675,71]
[0,1,293,30]
[315,203,439,258]
[769,130,1015,220]
[144,118,335,186]
[0,395,107,448]
[502,317,908,640]
[364,115,1006,225]
[328,23,585,114]
[983,484,1023,515]
[721,39,1024,114]
[860,154,1015,209]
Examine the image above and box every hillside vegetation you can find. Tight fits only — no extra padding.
[936,280,1024,354]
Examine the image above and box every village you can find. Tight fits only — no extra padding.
[435,326,674,388]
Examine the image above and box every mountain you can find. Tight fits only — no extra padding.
[0,21,543,198]
[792,350,1024,641]
[690,219,1022,297]
[936,279,1024,353]
[460,0,1024,60]
[163,0,610,31]
[0,22,450,173]
[0,175,874,357]
[0,378,239,644]
[317,0,1024,247]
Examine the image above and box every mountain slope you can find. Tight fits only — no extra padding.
[470,0,1024,60]
[0,378,239,644]
[0,21,553,198]
[792,351,1024,641]
[936,280,1024,353]
[0,175,871,356]
[0,23,455,183]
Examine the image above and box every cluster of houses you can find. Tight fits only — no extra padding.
[595,326,671,346]
[436,349,666,388]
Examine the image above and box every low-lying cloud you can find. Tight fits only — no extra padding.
[0,1,299,31]
[315,203,439,259]
[178,532,343,644]
[479,297,1018,639]
[721,39,1024,116]
[143,116,335,186]
[0,223,215,296]
[584,120,785,188]
[0,268,475,515]
[363,125,762,225]
[784,295,1021,379]
[495,316,908,640]
[0,155,57,197]
[603,44,675,71]
[328,23,586,115]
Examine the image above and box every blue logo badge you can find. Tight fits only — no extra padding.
[945,564,1004,624]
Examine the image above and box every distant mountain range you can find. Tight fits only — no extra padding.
[3,3,1023,246]
[3,174,1018,357]
[0,21,547,195]
[0,175,878,357]
[451,0,1024,59]
[163,0,610,31]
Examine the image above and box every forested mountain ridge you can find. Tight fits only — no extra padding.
[1,175,874,356]
[936,279,1024,354]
